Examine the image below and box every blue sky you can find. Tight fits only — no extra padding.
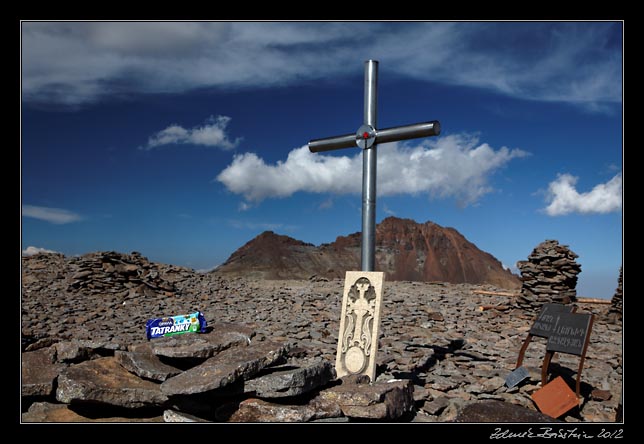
[21,21,623,298]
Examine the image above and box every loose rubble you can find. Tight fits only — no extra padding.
[516,240,582,312]
[21,251,622,423]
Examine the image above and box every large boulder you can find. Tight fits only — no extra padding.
[454,400,561,422]
[318,379,414,420]
[22,346,67,397]
[56,357,168,408]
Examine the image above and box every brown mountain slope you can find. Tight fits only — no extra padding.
[214,216,520,289]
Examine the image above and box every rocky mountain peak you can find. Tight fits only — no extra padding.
[216,217,520,289]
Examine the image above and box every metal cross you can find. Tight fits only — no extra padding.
[308,60,441,271]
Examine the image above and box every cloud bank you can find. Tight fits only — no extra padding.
[141,115,241,150]
[22,205,83,224]
[543,172,622,216]
[22,246,59,256]
[217,134,529,205]
[22,22,621,111]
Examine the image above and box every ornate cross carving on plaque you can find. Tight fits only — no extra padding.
[336,271,384,380]
[308,60,441,271]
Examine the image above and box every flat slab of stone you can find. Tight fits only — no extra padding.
[22,402,164,423]
[54,339,108,362]
[224,396,342,422]
[318,379,414,420]
[422,396,450,415]
[116,343,182,381]
[227,357,335,398]
[160,340,290,396]
[22,347,67,397]
[454,400,561,422]
[56,356,168,408]
[149,322,255,359]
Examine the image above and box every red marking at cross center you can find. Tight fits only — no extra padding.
[363,132,369,139]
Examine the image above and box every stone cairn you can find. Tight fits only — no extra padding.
[608,266,623,323]
[515,240,581,313]
[65,251,177,297]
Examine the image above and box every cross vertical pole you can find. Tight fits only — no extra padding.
[362,60,378,272]
[307,60,440,273]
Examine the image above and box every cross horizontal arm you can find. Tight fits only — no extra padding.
[308,134,356,153]
[308,120,441,153]
[376,121,440,144]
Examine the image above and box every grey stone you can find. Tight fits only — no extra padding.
[590,389,612,401]
[22,402,94,423]
[413,384,430,403]
[465,383,484,394]
[310,416,351,423]
[243,358,336,398]
[428,375,460,391]
[160,340,290,396]
[341,374,371,385]
[455,400,561,422]
[56,356,168,408]
[439,398,465,421]
[115,344,182,381]
[318,379,414,420]
[224,396,342,422]
[422,396,450,415]
[150,322,254,359]
[22,347,67,397]
[163,409,210,422]
[481,376,506,393]
[411,411,441,422]
[22,402,164,423]
[54,340,103,362]
[24,337,60,352]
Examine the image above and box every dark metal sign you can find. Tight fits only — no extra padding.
[515,303,576,369]
[541,312,595,397]
[529,303,575,338]
[505,366,530,388]
[546,312,593,356]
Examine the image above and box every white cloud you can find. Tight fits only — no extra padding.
[543,172,622,216]
[227,219,298,232]
[217,134,529,205]
[22,246,59,256]
[383,204,396,216]
[503,263,520,275]
[22,22,621,111]
[22,205,83,224]
[141,115,241,150]
[195,264,219,273]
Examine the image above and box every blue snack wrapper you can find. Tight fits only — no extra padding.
[146,311,207,340]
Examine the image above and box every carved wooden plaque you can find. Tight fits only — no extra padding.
[335,271,384,381]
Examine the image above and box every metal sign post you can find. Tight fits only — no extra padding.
[308,60,441,271]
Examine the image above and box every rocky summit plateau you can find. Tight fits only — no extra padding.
[21,249,622,424]
[215,216,521,290]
